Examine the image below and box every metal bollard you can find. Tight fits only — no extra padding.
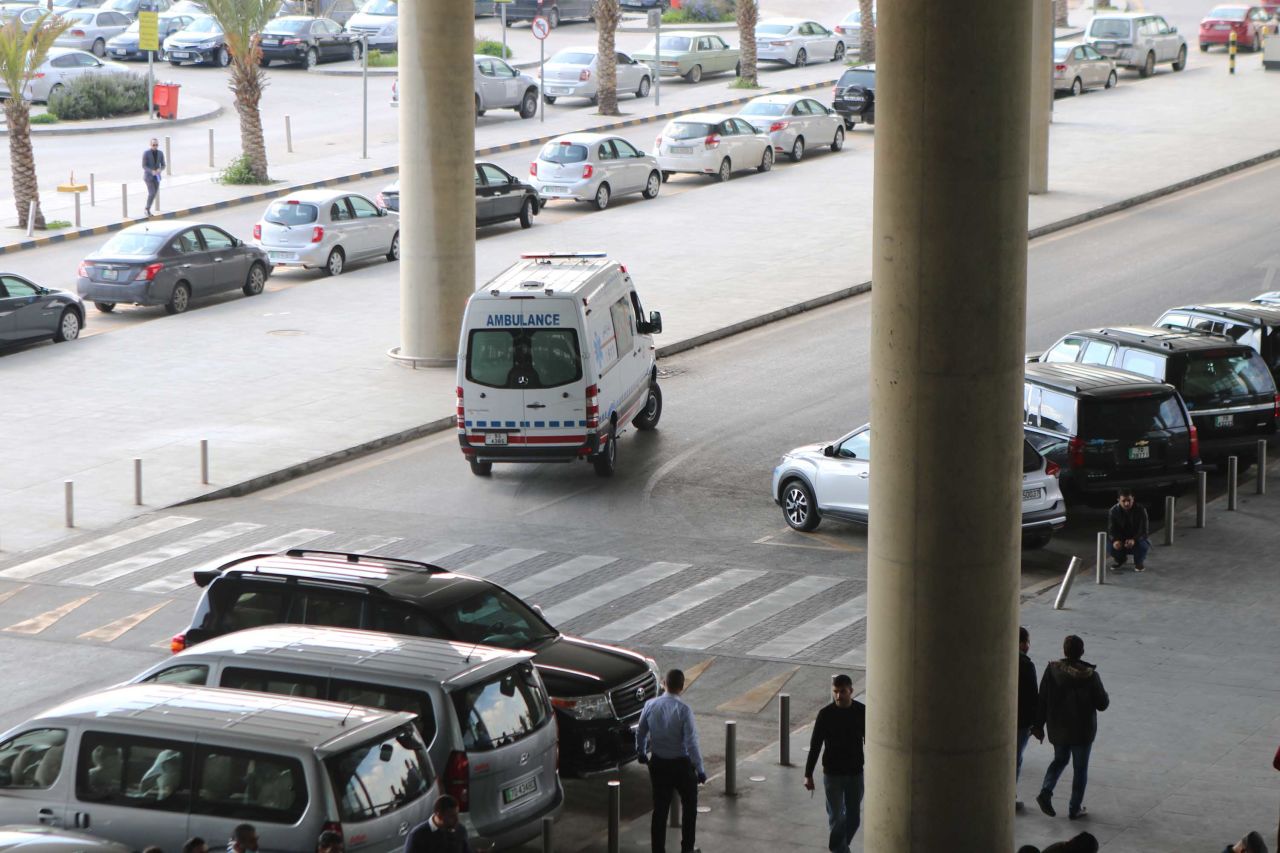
[1230,29,1237,74]
[134,458,143,506]
[541,816,553,853]
[122,183,128,219]
[1258,439,1268,495]
[285,114,293,153]
[1196,470,1208,527]
[725,720,737,796]
[779,693,791,766]
[25,199,35,237]
[1095,531,1106,584]
[1053,556,1081,610]
[164,136,172,175]
[606,780,620,853]
[208,128,215,168]
[89,172,95,206]
[200,439,209,485]
[73,192,81,228]
[64,481,74,528]
[1163,495,1175,545]
[1227,455,1238,510]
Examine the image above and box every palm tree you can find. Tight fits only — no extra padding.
[858,0,875,61]
[736,0,758,85]
[205,0,282,182]
[0,15,70,230]
[593,0,621,115]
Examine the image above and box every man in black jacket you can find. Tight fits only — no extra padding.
[1017,626,1044,811]
[403,795,470,853]
[804,674,866,853]
[1036,635,1110,821]
[1107,490,1150,572]
[143,138,165,217]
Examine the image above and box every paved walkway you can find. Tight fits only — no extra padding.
[0,95,221,138]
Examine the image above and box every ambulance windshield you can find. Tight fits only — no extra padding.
[466,328,583,389]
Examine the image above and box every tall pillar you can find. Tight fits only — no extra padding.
[865,0,1031,846]
[393,0,474,366]
[1030,0,1053,194]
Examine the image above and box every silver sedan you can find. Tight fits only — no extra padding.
[0,273,85,346]
[737,94,845,162]
[0,48,125,103]
[541,46,653,105]
[529,133,663,210]
[53,9,133,57]
[1053,42,1117,95]
[754,17,846,66]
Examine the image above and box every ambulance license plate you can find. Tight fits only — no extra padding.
[1215,414,1234,427]
[1128,445,1150,460]
[503,778,537,804]
[485,432,508,446]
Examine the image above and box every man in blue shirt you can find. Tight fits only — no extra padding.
[636,668,705,853]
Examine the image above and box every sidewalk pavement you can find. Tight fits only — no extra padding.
[608,471,1280,853]
[0,95,221,138]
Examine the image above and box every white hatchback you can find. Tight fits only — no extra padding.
[252,189,400,277]
[655,112,775,182]
[737,94,846,162]
[529,133,662,210]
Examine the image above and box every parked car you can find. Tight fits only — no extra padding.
[167,0,206,13]
[503,0,593,27]
[277,0,357,26]
[1054,42,1117,94]
[0,5,48,33]
[1038,326,1278,465]
[1023,362,1201,506]
[474,54,540,120]
[1198,4,1274,51]
[0,48,124,103]
[169,548,664,776]
[631,31,740,83]
[656,113,775,182]
[1156,302,1280,384]
[832,63,875,129]
[260,15,362,67]
[1254,290,1280,306]
[541,46,651,104]
[0,826,130,852]
[163,14,228,66]
[771,425,1067,545]
[754,17,846,66]
[252,189,399,276]
[77,222,269,316]
[53,9,133,56]
[620,0,670,8]
[344,0,396,51]
[834,4,875,49]
[49,0,104,10]
[737,94,845,161]
[99,0,172,19]
[1084,12,1187,77]
[0,273,84,346]
[378,162,542,227]
[530,133,661,210]
[107,12,196,60]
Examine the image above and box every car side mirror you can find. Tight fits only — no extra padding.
[1169,25,1178,32]
[646,310,662,335]
[823,445,835,457]
[509,175,519,184]
[378,207,387,216]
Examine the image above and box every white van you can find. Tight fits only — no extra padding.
[0,684,436,853]
[456,252,664,477]
[132,626,563,850]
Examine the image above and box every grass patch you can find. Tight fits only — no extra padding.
[367,49,398,67]
[475,38,513,59]
[30,112,58,124]
[219,155,271,185]
[661,8,734,23]
[44,219,72,229]
[729,77,763,89]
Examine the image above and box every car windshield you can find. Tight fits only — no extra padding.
[466,327,583,390]
[359,0,395,14]
[1207,6,1248,18]
[1089,18,1131,38]
[1178,352,1275,405]
[99,232,165,256]
[664,121,714,139]
[756,24,793,35]
[1080,394,1185,436]
[264,200,319,225]
[739,101,787,116]
[1053,45,1071,60]
[435,589,558,649]
[838,69,875,87]
[182,15,220,33]
[539,141,588,163]
[549,50,594,64]
[647,35,690,51]
[265,18,310,32]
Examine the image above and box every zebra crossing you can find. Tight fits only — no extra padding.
[0,514,872,666]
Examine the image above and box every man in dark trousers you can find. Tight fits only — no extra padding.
[803,673,867,853]
[403,795,470,853]
[1017,626,1044,812]
[1107,489,1150,572]
[636,668,705,853]
[143,137,164,217]
[1036,634,1110,821]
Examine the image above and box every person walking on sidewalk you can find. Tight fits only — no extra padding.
[636,668,705,853]
[803,673,867,853]
[1017,626,1044,812]
[1036,635,1110,821]
[143,138,165,217]
[1107,490,1150,572]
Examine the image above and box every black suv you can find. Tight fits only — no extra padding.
[1039,326,1278,465]
[832,63,875,129]
[173,549,660,776]
[1156,302,1280,384]
[1023,363,1200,506]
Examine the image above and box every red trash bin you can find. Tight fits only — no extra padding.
[153,82,180,119]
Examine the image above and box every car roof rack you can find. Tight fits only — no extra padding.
[193,549,447,588]
[281,548,447,573]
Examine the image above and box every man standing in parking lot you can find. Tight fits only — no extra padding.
[803,673,867,853]
[143,137,165,217]
[1108,490,1150,572]
[637,668,705,853]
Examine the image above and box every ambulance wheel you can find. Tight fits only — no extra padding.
[591,427,617,477]
[469,459,493,477]
[632,383,662,430]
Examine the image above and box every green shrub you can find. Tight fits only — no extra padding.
[30,112,58,124]
[219,155,270,185]
[662,0,734,23]
[475,38,512,59]
[47,72,148,121]
[45,219,72,229]
[367,49,398,67]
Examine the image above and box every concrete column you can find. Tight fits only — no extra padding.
[393,0,475,366]
[1029,0,1052,194]
[865,0,1031,846]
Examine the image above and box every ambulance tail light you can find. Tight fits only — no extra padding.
[585,384,600,429]
[456,386,466,430]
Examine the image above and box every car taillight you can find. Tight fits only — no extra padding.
[139,262,164,281]
[1045,459,1061,478]
[585,384,599,429]
[835,25,846,33]
[704,133,721,149]
[655,135,663,147]
[1054,63,1067,71]
[1274,392,1279,419]
[1068,436,1085,469]
[530,162,538,176]
[768,120,789,132]
[321,822,343,841]
[1188,424,1200,461]
[582,164,593,179]
[444,751,470,812]
[252,223,261,240]
[579,68,591,81]
[770,40,792,46]
[456,386,465,431]
[71,28,86,36]
[169,632,187,654]
[832,86,839,97]
[77,262,88,278]
[310,226,324,243]
[282,37,302,45]
[31,72,44,79]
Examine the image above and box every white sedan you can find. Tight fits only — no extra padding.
[737,94,845,162]
[0,48,125,102]
[655,113,775,182]
[252,190,400,277]
[52,8,132,56]
[529,133,662,210]
[755,17,846,66]
[541,45,652,105]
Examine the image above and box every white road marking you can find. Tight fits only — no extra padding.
[541,561,689,625]
[587,569,765,643]
[65,523,264,587]
[0,516,199,580]
[747,594,868,659]
[668,575,843,650]
[507,555,617,597]
[132,528,332,594]
[453,548,544,578]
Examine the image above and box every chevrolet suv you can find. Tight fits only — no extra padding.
[172,549,661,776]
[1156,302,1280,384]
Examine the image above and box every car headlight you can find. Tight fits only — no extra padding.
[200,39,218,48]
[551,693,613,720]
[646,657,661,687]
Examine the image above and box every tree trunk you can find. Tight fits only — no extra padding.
[5,100,44,230]
[859,0,876,61]
[594,0,620,116]
[228,63,269,181]
[737,0,758,84]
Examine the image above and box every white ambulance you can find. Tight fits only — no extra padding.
[456,252,664,477]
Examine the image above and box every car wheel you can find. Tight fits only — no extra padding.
[324,247,345,276]
[1106,70,1117,88]
[1199,42,1209,52]
[1070,77,1083,96]
[217,45,230,67]
[661,170,672,183]
[591,425,617,477]
[844,118,855,130]
[260,57,271,67]
[782,478,820,532]
[350,41,362,62]
[833,41,846,61]
[519,198,535,228]
[1140,50,1155,77]
[593,182,611,210]
[548,6,560,27]
[48,83,64,101]
[242,262,266,296]
[831,125,845,151]
[1022,530,1052,549]
[469,458,493,476]
[716,157,731,182]
[475,95,483,122]
[636,75,650,98]
[734,60,742,77]
[304,48,318,69]
[92,38,105,58]
[790,136,805,162]
[642,170,661,199]
[53,308,80,342]
[757,146,774,172]
[1173,45,1187,69]
[165,282,191,315]
[685,64,702,83]
[519,88,538,118]
[631,383,662,430]
[387,231,400,260]
[543,93,557,104]
[795,47,808,67]
[94,301,115,313]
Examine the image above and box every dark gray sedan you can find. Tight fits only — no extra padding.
[0,273,85,346]
[77,221,269,315]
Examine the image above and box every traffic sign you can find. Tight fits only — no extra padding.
[531,15,550,40]
[138,10,159,51]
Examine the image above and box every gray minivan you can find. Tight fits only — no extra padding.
[132,626,563,850]
[0,684,437,853]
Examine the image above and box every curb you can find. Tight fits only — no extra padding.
[309,66,398,77]
[0,103,223,138]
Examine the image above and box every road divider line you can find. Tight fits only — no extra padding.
[4,594,96,635]
[682,657,715,686]
[0,585,27,607]
[78,600,170,643]
[0,517,200,581]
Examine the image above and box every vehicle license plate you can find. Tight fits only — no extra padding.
[540,185,567,193]
[1128,445,1151,460]
[502,778,537,804]
[669,146,692,154]
[169,50,189,59]
[546,86,569,94]
[112,48,127,55]
[1215,414,1234,427]
[1215,23,1231,28]
[268,251,295,261]
[101,268,118,281]
[485,432,508,446]
[1022,488,1042,502]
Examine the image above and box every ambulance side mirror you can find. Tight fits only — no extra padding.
[640,310,663,335]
